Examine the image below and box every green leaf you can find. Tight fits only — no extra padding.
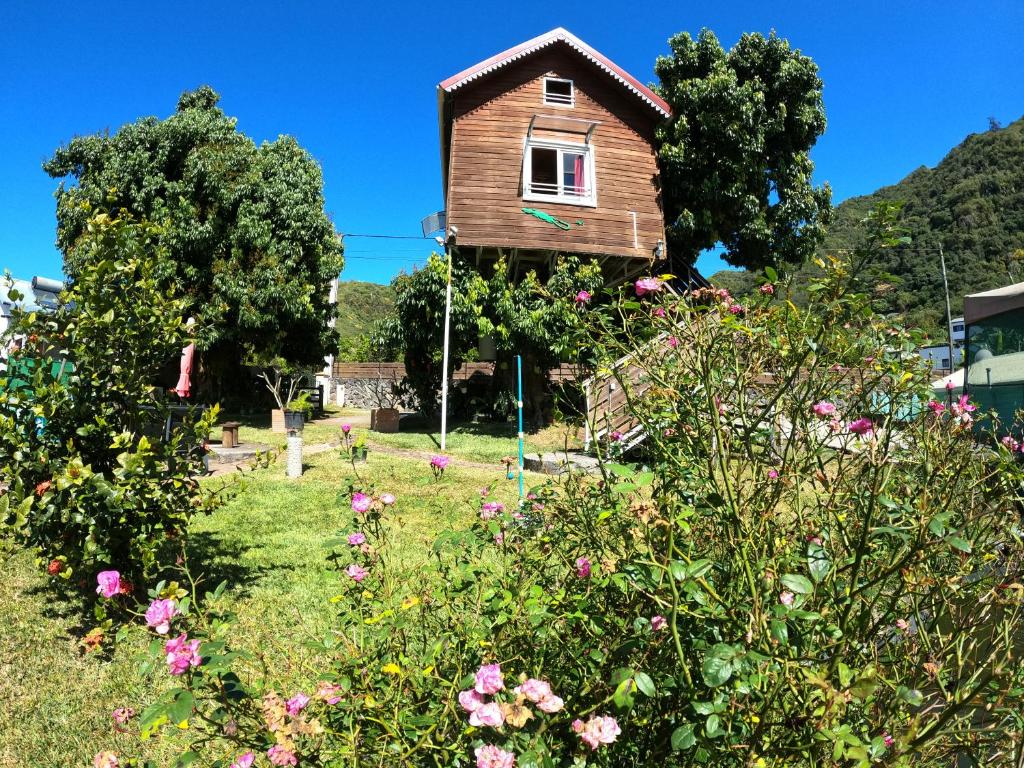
[947,536,972,553]
[781,573,814,594]
[168,690,194,725]
[612,677,636,709]
[807,542,831,582]
[770,618,789,646]
[634,671,656,697]
[671,723,696,750]
[174,753,199,768]
[701,645,735,687]
[896,686,924,706]
[764,266,778,282]
[705,713,723,738]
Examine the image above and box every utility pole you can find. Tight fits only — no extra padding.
[939,244,956,393]
[439,245,453,451]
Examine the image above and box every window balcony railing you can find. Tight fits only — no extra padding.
[527,181,591,197]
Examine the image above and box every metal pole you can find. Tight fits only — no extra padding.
[440,249,452,451]
[517,354,524,498]
[939,244,955,400]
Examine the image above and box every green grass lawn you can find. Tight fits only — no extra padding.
[365,416,584,464]
[210,408,584,466]
[0,441,542,766]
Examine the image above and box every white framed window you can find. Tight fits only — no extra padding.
[523,139,596,207]
[543,77,574,107]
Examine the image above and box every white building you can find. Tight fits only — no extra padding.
[0,276,63,337]
[919,343,963,372]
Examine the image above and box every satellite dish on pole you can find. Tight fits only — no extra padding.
[420,211,446,238]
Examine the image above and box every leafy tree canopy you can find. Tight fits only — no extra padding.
[655,30,832,271]
[44,86,344,372]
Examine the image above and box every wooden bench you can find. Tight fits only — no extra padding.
[221,421,241,449]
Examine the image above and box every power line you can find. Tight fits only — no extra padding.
[341,233,432,240]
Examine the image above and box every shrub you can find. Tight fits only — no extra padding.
[0,212,219,588]
[112,215,1024,766]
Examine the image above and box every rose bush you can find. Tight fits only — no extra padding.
[106,211,1024,766]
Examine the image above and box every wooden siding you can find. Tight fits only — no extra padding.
[446,46,665,262]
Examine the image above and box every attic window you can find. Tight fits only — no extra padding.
[543,78,574,107]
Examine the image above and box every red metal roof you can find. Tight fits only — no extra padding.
[438,27,671,118]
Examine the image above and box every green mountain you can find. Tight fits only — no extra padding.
[711,116,1024,336]
[334,280,395,361]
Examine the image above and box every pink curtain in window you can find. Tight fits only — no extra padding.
[573,154,585,194]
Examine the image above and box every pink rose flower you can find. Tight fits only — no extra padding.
[882,732,895,748]
[267,745,298,766]
[927,399,946,414]
[575,556,592,578]
[285,692,310,716]
[578,715,621,750]
[572,718,584,733]
[895,618,909,631]
[96,570,122,598]
[341,423,351,434]
[230,753,255,768]
[779,591,795,607]
[379,492,396,505]
[768,469,779,480]
[111,707,135,726]
[610,430,623,442]
[537,694,564,713]
[458,688,485,712]
[667,336,679,349]
[469,701,504,728]
[347,532,366,546]
[847,417,874,437]
[145,598,178,635]
[759,283,774,295]
[316,681,343,705]
[351,492,372,513]
[727,303,743,314]
[575,290,591,304]
[514,678,552,703]
[93,752,119,768]
[165,633,201,676]
[1001,435,1020,451]
[474,663,504,695]
[812,401,836,417]
[346,564,368,582]
[475,744,516,768]
[635,277,663,297]
[650,615,667,631]
[430,455,450,470]
[480,501,505,520]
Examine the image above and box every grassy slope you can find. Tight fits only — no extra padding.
[0,443,540,766]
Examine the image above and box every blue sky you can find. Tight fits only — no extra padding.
[1,0,1021,283]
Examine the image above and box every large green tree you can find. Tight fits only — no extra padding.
[44,86,344,398]
[655,30,832,271]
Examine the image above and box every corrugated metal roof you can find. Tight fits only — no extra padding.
[438,27,671,118]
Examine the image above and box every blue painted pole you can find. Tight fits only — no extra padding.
[517,354,524,498]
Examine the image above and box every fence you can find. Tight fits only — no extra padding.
[329,362,583,409]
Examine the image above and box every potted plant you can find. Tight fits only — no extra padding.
[340,425,369,463]
[251,354,308,433]
[283,390,313,432]
[352,432,369,463]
